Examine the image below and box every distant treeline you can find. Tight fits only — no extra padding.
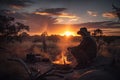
[32,35,81,43]
[94,36,120,44]
[0,32,119,43]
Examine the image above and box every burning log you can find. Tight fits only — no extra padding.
[52,51,72,70]
[52,52,71,65]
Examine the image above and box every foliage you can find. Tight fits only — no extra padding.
[92,28,103,37]
[112,4,120,22]
[47,35,60,42]
[0,15,29,42]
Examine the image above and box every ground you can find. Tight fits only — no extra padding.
[0,38,120,80]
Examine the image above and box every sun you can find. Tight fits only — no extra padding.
[64,31,73,37]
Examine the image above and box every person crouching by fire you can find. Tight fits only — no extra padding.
[68,27,97,69]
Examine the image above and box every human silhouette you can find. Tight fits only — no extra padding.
[68,27,97,69]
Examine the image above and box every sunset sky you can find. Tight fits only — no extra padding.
[0,0,120,36]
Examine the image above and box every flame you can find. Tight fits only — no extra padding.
[52,52,71,65]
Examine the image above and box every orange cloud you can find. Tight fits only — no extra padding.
[56,17,80,24]
[102,12,117,18]
[34,8,79,23]
[0,9,16,14]
[87,10,97,17]
[35,11,78,19]
[35,12,51,15]
[57,12,77,18]
[57,18,64,23]
[10,5,24,9]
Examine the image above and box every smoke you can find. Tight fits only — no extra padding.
[32,46,50,59]
[57,38,70,51]
[56,37,79,67]
[57,37,79,51]
[4,41,33,58]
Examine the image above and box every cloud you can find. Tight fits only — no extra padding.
[0,9,57,32]
[57,12,78,18]
[35,8,66,16]
[35,8,78,19]
[1,8,79,24]
[0,0,32,9]
[34,8,80,24]
[0,8,80,34]
[56,17,80,24]
[35,12,77,18]
[102,12,117,19]
[36,8,67,15]
[87,10,97,17]
[35,12,80,24]
[10,5,24,10]
[0,9,16,14]
[57,18,64,23]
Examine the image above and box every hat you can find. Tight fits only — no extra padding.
[77,27,89,35]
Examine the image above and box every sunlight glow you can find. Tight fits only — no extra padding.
[63,31,74,36]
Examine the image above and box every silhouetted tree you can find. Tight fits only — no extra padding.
[112,4,120,22]
[92,29,105,53]
[92,32,96,37]
[93,28,103,37]
[41,31,48,52]
[0,15,29,42]
[92,28,103,43]
[48,35,60,42]
[19,32,30,42]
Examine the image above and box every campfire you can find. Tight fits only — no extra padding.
[52,51,71,65]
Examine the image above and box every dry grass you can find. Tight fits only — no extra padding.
[0,38,120,80]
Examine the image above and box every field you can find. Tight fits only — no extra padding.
[0,36,120,80]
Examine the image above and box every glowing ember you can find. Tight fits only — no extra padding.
[52,52,71,65]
